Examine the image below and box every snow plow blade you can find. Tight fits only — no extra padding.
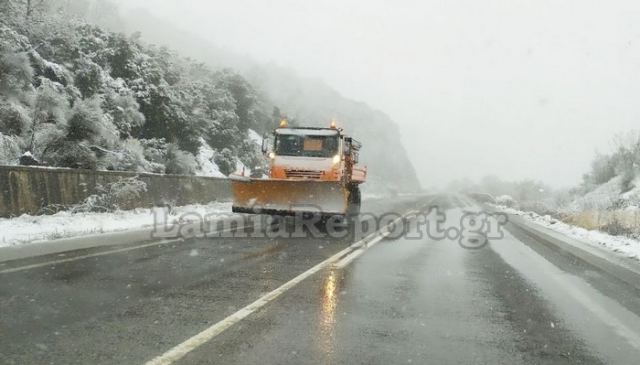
[231,178,349,216]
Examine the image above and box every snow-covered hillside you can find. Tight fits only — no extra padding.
[0,6,269,177]
[568,176,627,211]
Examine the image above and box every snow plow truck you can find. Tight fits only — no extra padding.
[231,120,366,219]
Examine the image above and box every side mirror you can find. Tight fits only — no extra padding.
[261,136,269,154]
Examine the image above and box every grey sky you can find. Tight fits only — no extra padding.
[119,0,640,188]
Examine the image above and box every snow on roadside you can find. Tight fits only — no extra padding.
[0,202,233,247]
[495,205,640,262]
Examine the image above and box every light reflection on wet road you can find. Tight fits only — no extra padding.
[317,269,340,363]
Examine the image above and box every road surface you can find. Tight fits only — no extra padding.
[1,195,640,364]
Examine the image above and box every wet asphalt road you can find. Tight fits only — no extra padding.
[1,195,640,364]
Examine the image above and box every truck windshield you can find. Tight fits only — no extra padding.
[275,134,339,157]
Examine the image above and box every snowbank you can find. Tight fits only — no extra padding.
[0,202,232,247]
[497,205,640,261]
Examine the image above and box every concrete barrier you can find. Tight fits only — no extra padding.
[0,165,231,217]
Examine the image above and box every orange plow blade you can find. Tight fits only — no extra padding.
[231,178,349,216]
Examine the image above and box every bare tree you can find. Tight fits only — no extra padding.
[25,0,45,21]
[26,0,32,19]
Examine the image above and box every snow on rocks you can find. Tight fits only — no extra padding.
[248,129,263,146]
[196,138,226,178]
[495,195,515,207]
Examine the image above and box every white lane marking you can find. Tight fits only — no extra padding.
[333,235,384,269]
[558,277,640,351]
[145,245,352,365]
[332,215,406,269]
[144,211,415,365]
[0,239,184,275]
[463,199,640,352]
[0,224,249,275]
[494,229,640,353]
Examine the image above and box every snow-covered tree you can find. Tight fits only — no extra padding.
[215,69,261,131]
[0,51,33,97]
[0,100,30,135]
[0,132,22,164]
[74,57,103,98]
[101,138,150,172]
[165,143,196,175]
[46,140,97,169]
[214,148,236,176]
[103,90,145,138]
[27,79,68,154]
[66,96,108,142]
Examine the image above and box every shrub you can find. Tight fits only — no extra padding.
[165,144,196,175]
[589,153,617,185]
[73,176,148,213]
[140,138,167,173]
[0,51,34,96]
[600,215,634,237]
[101,138,152,172]
[238,139,263,171]
[66,97,108,142]
[103,91,145,138]
[74,57,103,98]
[0,100,31,135]
[214,148,236,176]
[495,195,515,207]
[47,141,97,169]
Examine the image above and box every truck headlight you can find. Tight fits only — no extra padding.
[268,152,276,159]
[332,154,341,164]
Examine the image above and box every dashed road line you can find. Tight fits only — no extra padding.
[143,210,416,365]
[0,238,184,275]
[0,224,250,274]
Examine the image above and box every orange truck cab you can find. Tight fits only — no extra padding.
[231,121,366,218]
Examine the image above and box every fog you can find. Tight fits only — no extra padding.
[118,0,640,189]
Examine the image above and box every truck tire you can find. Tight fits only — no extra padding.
[347,186,361,217]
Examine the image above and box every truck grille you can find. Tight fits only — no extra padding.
[285,169,323,179]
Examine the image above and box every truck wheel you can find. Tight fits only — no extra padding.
[347,186,361,217]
